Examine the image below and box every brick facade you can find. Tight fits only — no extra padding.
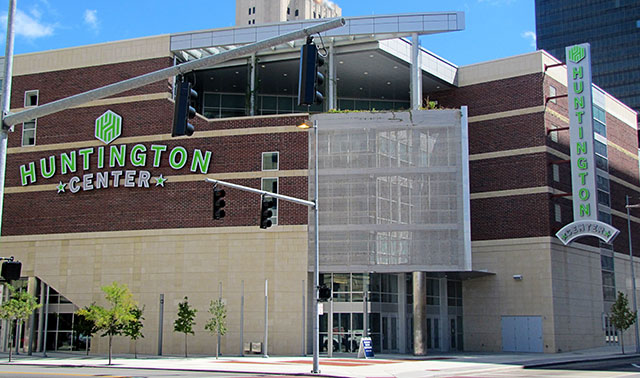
[4,58,309,237]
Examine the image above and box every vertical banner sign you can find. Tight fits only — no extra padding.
[567,43,596,222]
[556,43,619,245]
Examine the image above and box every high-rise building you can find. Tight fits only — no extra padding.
[535,0,640,119]
[236,0,341,26]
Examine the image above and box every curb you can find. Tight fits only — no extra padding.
[522,353,640,369]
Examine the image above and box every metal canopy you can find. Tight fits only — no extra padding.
[170,12,465,54]
[172,12,464,106]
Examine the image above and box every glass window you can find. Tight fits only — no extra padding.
[597,190,610,207]
[601,255,614,271]
[261,178,278,225]
[352,273,365,292]
[426,278,439,305]
[549,85,557,103]
[555,204,561,222]
[549,124,559,143]
[295,9,299,17]
[593,106,606,123]
[598,211,612,225]
[22,120,36,146]
[596,175,610,192]
[24,90,38,107]
[594,140,607,157]
[596,155,608,171]
[262,152,279,171]
[594,120,606,137]
[333,273,350,292]
[553,164,560,182]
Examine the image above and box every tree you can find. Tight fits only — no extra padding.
[76,282,136,365]
[610,291,637,354]
[174,296,197,358]
[0,284,41,362]
[204,298,227,359]
[73,308,99,355]
[122,305,144,358]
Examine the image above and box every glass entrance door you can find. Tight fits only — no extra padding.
[426,317,440,350]
[381,313,398,353]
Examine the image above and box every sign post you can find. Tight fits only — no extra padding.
[357,337,374,359]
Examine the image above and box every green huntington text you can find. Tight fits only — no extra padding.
[572,64,591,218]
[19,144,212,187]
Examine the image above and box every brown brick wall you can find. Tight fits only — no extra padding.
[5,88,309,236]
[471,193,552,240]
[10,57,174,109]
[435,73,545,117]
[470,153,548,193]
[3,176,308,236]
[468,112,546,155]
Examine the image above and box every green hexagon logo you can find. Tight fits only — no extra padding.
[95,110,122,145]
[567,45,586,64]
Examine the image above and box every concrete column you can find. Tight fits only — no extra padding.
[36,281,45,352]
[41,284,49,357]
[328,40,337,110]
[412,271,427,355]
[25,277,37,355]
[410,33,422,110]
[249,54,257,116]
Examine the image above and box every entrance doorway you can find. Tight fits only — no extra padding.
[381,314,398,352]
[427,317,440,350]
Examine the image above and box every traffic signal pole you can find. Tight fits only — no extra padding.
[205,119,321,372]
[204,178,314,208]
[0,0,17,240]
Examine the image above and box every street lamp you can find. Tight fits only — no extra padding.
[625,195,640,354]
[297,119,320,373]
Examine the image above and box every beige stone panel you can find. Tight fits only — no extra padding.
[465,238,555,353]
[612,252,640,349]
[549,241,606,352]
[13,35,171,76]
[0,226,309,356]
[457,51,545,87]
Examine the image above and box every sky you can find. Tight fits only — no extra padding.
[0,0,536,66]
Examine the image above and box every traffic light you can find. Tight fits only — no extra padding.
[297,39,325,106]
[260,198,275,229]
[318,285,331,301]
[172,79,198,137]
[213,188,226,220]
[1,260,21,281]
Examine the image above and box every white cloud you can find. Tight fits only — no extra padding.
[522,31,537,48]
[9,8,54,39]
[84,9,98,31]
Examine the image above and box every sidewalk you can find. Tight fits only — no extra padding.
[0,345,636,378]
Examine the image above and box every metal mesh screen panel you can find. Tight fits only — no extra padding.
[309,110,469,273]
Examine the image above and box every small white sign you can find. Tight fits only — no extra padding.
[318,302,323,315]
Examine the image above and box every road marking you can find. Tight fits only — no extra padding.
[0,370,127,377]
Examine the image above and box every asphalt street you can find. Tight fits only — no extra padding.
[0,365,301,378]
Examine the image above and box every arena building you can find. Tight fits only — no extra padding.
[0,11,638,357]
